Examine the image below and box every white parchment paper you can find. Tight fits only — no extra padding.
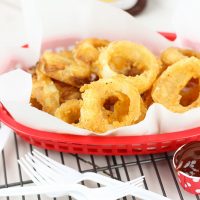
[0,0,199,136]
[173,0,200,51]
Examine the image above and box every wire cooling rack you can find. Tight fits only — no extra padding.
[0,131,199,200]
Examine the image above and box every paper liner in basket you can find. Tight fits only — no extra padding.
[172,0,200,51]
[0,0,199,136]
[0,0,42,74]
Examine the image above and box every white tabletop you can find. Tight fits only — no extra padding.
[0,1,199,200]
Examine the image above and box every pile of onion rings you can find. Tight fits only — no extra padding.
[29,38,200,133]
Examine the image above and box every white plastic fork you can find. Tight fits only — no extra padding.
[0,179,145,200]
[20,149,143,186]
[18,150,171,200]
[0,179,169,200]
[19,151,143,197]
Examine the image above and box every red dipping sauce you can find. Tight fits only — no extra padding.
[173,142,200,194]
[174,142,200,177]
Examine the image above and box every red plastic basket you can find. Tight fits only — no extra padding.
[1,32,200,156]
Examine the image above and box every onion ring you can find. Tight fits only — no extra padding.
[161,47,200,67]
[31,68,60,115]
[39,51,91,88]
[79,75,146,133]
[30,97,42,110]
[53,80,81,103]
[55,99,82,124]
[141,89,153,108]
[152,57,200,113]
[97,41,160,93]
[73,38,109,65]
[179,78,200,107]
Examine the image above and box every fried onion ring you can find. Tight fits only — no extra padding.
[179,78,200,107]
[39,51,91,87]
[97,41,160,93]
[30,97,42,110]
[73,38,109,66]
[152,57,200,113]
[79,75,145,133]
[31,68,60,114]
[53,80,81,103]
[141,89,153,108]
[161,47,200,67]
[55,99,82,124]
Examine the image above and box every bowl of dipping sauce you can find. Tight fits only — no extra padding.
[173,141,200,194]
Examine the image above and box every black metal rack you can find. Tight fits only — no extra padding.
[0,133,199,200]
